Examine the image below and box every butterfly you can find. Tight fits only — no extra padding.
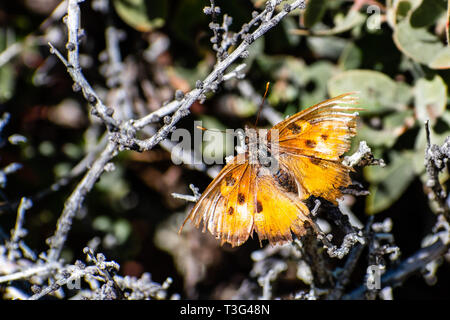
[179,93,361,247]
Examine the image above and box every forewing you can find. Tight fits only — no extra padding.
[267,93,360,204]
[270,92,360,161]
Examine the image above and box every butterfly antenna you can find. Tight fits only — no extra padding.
[196,126,227,134]
[254,82,270,128]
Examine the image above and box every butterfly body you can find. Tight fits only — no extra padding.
[180,93,361,247]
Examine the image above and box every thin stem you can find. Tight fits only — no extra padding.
[47,141,117,262]
[343,239,448,299]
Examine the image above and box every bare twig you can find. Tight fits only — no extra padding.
[343,140,385,168]
[424,120,450,222]
[0,261,61,284]
[0,112,10,134]
[46,141,118,262]
[49,0,118,130]
[327,216,374,300]
[82,247,124,300]
[6,197,32,260]
[0,163,22,190]
[343,239,448,299]
[301,233,334,285]
[172,184,202,203]
[0,42,23,68]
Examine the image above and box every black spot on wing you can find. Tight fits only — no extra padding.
[305,139,316,148]
[273,168,298,194]
[256,200,263,213]
[225,175,236,186]
[238,193,245,204]
[287,123,302,134]
[308,157,321,165]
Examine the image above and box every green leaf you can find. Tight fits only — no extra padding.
[0,63,15,103]
[441,109,450,128]
[327,10,366,35]
[327,69,413,113]
[393,18,449,69]
[306,36,348,60]
[220,95,258,117]
[0,29,15,103]
[262,58,335,108]
[282,16,301,46]
[93,216,112,231]
[112,0,167,32]
[96,166,130,200]
[338,42,362,70]
[294,10,366,36]
[410,0,446,28]
[358,110,415,148]
[268,82,298,106]
[429,47,450,69]
[303,0,327,28]
[365,151,416,214]
[414,75,447,125]
[395,1,413,21]
[358,125,397,148]
[113,219,132,244]
[172,56,212,88]
[245,37,265,71]
[257,53,303,75]
[300,61,336,108]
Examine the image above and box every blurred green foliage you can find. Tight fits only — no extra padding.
[112,0,168,32]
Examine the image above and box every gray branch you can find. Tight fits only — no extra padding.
[343,239,448,299]
[424,120,450,222]
[49,0,119,130]
[46,141,117,262]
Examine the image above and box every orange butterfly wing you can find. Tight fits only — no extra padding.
[180,154,256,247]
[252,165,312,245]
[180,159,313,247]
[279,153,352,204]
[271,92,359,160]
[272,92,360,204]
